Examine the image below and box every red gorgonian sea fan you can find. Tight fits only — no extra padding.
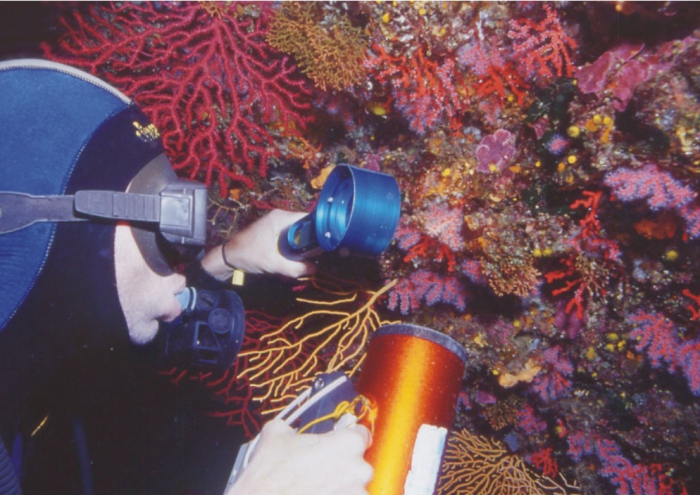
[44,2,313,192]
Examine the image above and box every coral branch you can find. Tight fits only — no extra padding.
[365,43,467,135]
[387,270,467,315]
[568,432,679,495]
[508,4,577,83]
[532,346,574,402]
[45,2,312,192]
[438,429,580,495]
[629,310,700,396]
[237,278,398,412]
[267,3,368,91]
[605,165,695,211]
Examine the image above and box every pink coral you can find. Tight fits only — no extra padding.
[422,203,464,252]
[575,40,682,111]
[629,310,700,396]
[457,37,504,76]
[605,164,695,209]
[365,44,466,135]
[460,259,488,285]
[605,164,700,238]
[387,270,466,315]
[568,432,678,495]
[630,311,679,370]
[507,4,577,84]
[575,43,644,95]
[44,2,312,192]
[517,403,547,435]
[475,129,516,173]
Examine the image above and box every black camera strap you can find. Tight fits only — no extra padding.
[0,190,163,235]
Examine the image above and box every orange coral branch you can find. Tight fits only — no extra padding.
[438,429,581,495]
[237,278,398,412]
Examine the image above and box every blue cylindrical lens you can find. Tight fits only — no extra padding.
[278,164,400,259]
[315,164,400,256]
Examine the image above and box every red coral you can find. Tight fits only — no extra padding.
[44,2,312,192]
[682,289,700,321]
[365,44,467,135]
[457,38,529,107]
[395,224,457,272]
[159,311,283,437]
[544,255,586,319]
[571,190,620,260]
[508,4,577,84]
[475,63,529,107]
[545,190,621,319]
[569,432,680,495]
[531,447,559,478]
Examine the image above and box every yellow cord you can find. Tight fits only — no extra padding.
[297,395,373,434]
[30,414,49,437]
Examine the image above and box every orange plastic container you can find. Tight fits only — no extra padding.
[355,324,467,495]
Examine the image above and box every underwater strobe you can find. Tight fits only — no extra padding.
[278,164,401,260]
[356,324,467,495]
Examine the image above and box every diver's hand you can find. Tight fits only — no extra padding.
[225,419,373,495]
[201,209,316,280]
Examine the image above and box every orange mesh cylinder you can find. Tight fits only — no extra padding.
[356,324,467,495]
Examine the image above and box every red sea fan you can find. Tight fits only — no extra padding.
[44,2,312,192]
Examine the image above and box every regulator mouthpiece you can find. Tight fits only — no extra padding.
[162,287,245,371]
[279,164,401,260]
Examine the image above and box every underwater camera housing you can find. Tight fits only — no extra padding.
[278,164,401,260]
[160,288,245,371]
[226,324,467,493]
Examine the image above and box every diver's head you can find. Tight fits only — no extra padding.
[0,60,206,345]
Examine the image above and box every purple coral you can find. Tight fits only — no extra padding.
[457,36,504,76]
[679,341,700,396]
[630,311,700,396]
[532,346,573,401]
[422,203,464,252]
[387,270,467,315]
[629,311,680,371]
[576,43,644,95]
[604,164,695,210]
[574,41,677,112]
[475,128,516,173]
[394,224,422,251]
[605,164,700,239]
[568,432,676,495]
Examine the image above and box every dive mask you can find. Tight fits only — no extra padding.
[0,153,207,275]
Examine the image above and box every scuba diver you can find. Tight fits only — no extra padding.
[0,60,372,495]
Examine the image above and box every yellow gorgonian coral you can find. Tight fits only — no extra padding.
[267,3,368,91]
[438,429,581,495]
